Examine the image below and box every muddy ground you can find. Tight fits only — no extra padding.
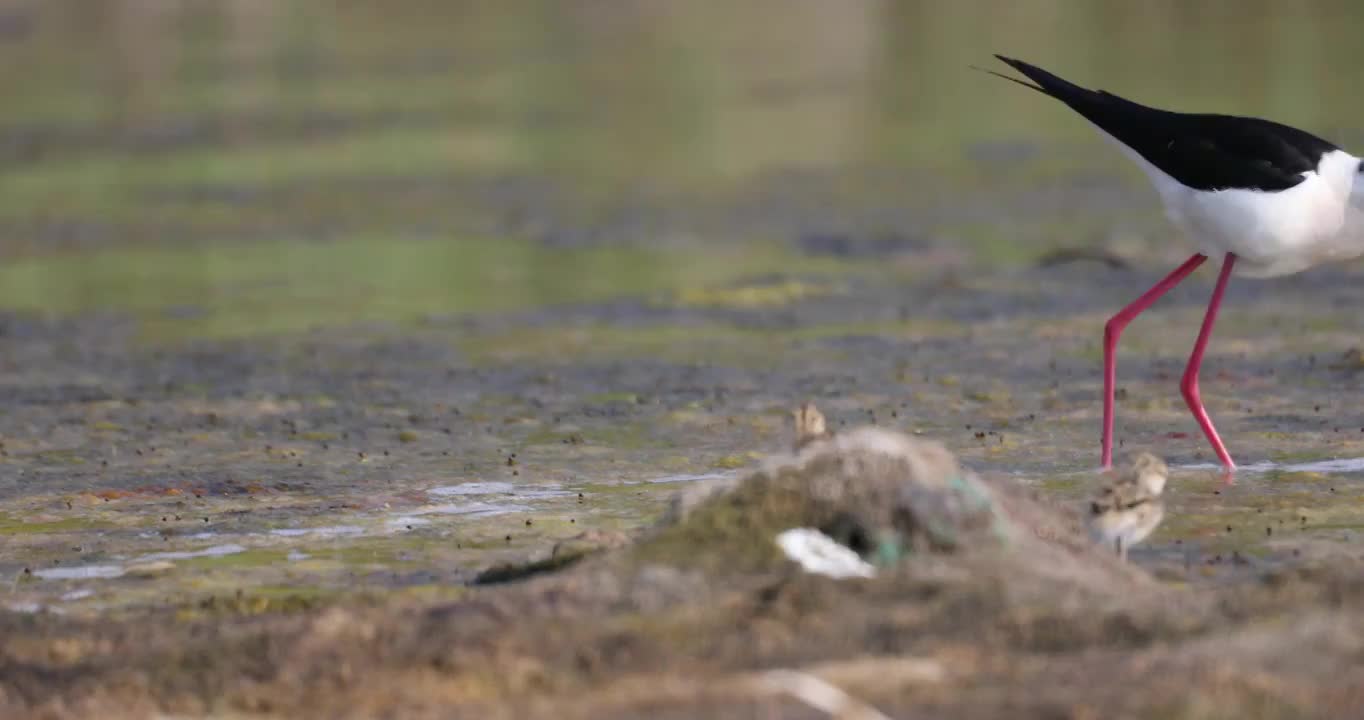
[8,3,1364,717]
[7,239,1364,718]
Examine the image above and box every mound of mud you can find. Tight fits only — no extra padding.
[5,423,1364,719]
[643,422,1147,592]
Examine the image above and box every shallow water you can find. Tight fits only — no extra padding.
[6,1,1364,616]
[1182,456,1364,475]
[5,2,1364,339]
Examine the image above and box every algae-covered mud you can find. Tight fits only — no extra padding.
[7,2,1364,718]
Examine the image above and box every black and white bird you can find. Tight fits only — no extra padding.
[986,55,1364,474]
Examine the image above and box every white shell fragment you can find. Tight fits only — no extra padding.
[775,527,876,579]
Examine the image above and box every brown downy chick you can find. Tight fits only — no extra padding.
[792,402,834,452]
[1086,451,1168,561]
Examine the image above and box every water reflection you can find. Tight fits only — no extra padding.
[2,1,1363,330]
[1182,456,1364,475]
[6,1,1360,183]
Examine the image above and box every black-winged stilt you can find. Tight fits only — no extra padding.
[985,56,1364,473]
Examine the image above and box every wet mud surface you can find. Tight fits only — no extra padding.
[6,244,1364,717]
[6,344,1364,719]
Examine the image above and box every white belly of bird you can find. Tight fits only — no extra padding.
[1097,132,1364,278]
[1089,503,1163,550]
[1171,164,1359,277]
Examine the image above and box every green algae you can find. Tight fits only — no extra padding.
[303,537,449,569]
[0,237,855,343]
[31,450,88,466]
[669,279,834,309]
[0,128,530,219]
[185,588,329,617]
[459,317,964,367]
[177,548,290,570]
[583,392,640,405]
[712,453,759,470]
[0,513,118,535]
[634,488,790,573]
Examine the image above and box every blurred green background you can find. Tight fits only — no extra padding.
[2,0,1361,340]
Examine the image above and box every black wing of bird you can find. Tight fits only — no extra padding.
[988,55,1339,192]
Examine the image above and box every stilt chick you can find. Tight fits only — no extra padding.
[1087,451,1168,561]
[792,402,834,452]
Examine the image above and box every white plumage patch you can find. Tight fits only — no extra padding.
[1096,124,1364,277]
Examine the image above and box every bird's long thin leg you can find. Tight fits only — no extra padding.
[1181,253,1237,471]
[1102,253,1208,467]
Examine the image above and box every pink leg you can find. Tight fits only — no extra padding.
[1180,253,1237,471]
[1102,253,1208,468]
